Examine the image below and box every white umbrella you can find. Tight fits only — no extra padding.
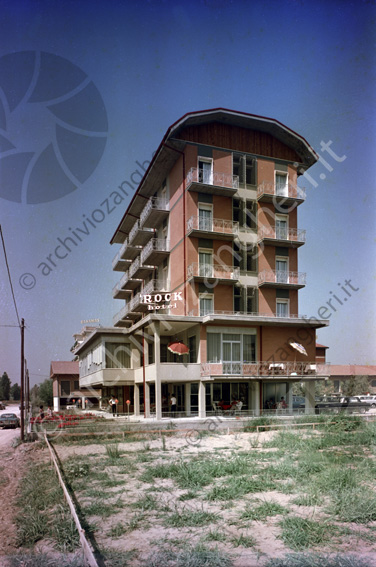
[289,340,308,356]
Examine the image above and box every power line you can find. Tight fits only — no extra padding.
[0,225,21,328]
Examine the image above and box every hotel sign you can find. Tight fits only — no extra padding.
[140,291,183,311]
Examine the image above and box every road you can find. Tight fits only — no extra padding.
[0,404,21,449]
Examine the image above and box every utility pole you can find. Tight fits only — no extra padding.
[20,318,25,441]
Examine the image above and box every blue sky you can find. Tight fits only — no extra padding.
[0,0,375,386]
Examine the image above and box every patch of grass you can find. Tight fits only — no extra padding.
[105,443,121,459]
[230,533,256,548]
[278,517,338,550]
[48,504,80,552]
[178,491,198,501]
[264,552,369,567]
[201,528,227,542]
[100,548,136,567]
[241,500,286,521]
[291,492,323,507]
[142,544,233,567]
[16,504,49,546]
[328,489,376,523]
[5,553,87,567]
[206,475,275,501]
[131,493,157,511]
[106,521,127,538]
[244,416,278,432]
[83,496,124,518]
[164,507,218,528]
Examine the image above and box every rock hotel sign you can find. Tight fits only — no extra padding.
[140,291,183,311]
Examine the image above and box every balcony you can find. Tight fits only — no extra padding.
[258,270,306,289]
[258,226,306,248]
[257,182,306,205]
[187,263,240,285]
[128,220,154,247]
[186,308,308,320]
[140,197,169,228]
[112,280,132,300]
[113,305,133,327]
[141,238,170,265]
[118,237,142,262]
[201,361,330,378]
[112,249,131,272]
[114,267,142,293]
[186,216,239,241]
[129,255,154,281]
[186,167,239,196]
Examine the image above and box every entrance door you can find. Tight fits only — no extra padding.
[222,333,241,375]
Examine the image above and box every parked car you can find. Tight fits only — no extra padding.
[0,413,20,428]
[292,396,305,409]
[0,402,5,410]
[358,396,376,408]
[315,396,370,414]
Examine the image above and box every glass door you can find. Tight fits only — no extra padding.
[199,159,213,185]
[199,207,213,231]
[199,250,213,277]
[276,258,288,283]
[222,333,241,374]
[275,215,288,240]
[275,173,288,196]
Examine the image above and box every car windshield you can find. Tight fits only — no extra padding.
[2,413,16,418]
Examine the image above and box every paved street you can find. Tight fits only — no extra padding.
[0,404,21,449]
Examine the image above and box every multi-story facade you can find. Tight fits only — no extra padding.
[76,109,329,418]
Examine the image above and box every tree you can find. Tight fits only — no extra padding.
[10,383,21,401]
[0,372,11,400]
[342,375,370,396]
[38,379,53,407]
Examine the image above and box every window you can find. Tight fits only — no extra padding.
[61,381,71,396]
[148,340,155,365]
[198,204,213,231]
[233,198,256,230]
[105,343,131,368]
[243,334,256,362]
[233,154,256,186]
[188,336,197,363]
[275,214,288,240]
[276,299,289,317]
[74,381,79,391]
[199,250,213,277]
[245,200,256,230]
[207,331,256,373]
[199,293,213,316]
[233,286,256,313]
[275,172,288,196]
[233,242,256,273]
[207,333,221,362]
[198,158,213,185]
[276,257,288,283]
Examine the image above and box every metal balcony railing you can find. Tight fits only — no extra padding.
[129,256,140,278]
[187,167,239,189]
[258,270,306,286]
[140,197,169,226]
[257,182,306,201]
[187,215,239,236]
[186,309,307,319]
[187,263,240,281]
[201,361,330,377]
[258,226,306,243]
[141,238,169,264]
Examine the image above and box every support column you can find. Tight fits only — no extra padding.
[250,381,260,416]
[198,381,206,418]
[144,382,150,418]
[152,321,162,420]
[134,384,140,416]
[185,383,191,416]
[286,383,293,413]
[305,381,315,414]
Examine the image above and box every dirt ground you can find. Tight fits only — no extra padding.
[1,426,376,567]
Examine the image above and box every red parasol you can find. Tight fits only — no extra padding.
[167,341,190,355]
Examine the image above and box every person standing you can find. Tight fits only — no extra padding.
[109,396,117,416]
[170,395,177,415]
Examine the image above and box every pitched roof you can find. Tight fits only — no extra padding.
[316,343,329,349]
[329,365,376,377]
[50,361,79,377]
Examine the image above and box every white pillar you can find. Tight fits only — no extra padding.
[198,381,206,418]
[134,384,140,416]
[185,383,191,416]
[286,383,293,413]
[144,382,150,418]
[305,381,315,414]
[250,381,260,416]
[152,322,162,420]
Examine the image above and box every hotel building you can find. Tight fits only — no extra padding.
[75,109,330,418]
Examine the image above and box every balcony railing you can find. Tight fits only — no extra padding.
[142,278,169,296]
[140,197,169,227]
[258,270,306,287]
[257,182,306,201]
[258,226,306,244]
[187,215,239,237]
[201,361,330,377]
[187,309,308,319]
[187,263,240,281]
[187,167,239,190]
[128,219,153,246]
[141,238,169,264]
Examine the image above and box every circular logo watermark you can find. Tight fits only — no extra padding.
[0,51,108,204]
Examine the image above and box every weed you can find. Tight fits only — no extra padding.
[178,491,197,501]
[48,504,80,552]
[107,521,127,538]
[202,528,227,542]
[164,507,217,528]
[230,533,256,547]
[105,443,121,459]
[142,544,233,567]
[131,494,157,511]
[278,517,338,550]
[5,553,87,567]
[241,500,286,521]
[264,552,369,567]
[100,548,136,566]
[328,489,376,523]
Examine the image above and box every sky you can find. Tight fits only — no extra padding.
[0,0,375,388]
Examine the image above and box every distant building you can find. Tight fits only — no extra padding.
[329,365,376,394]
[50,360,98,411]
[75,108,330,417]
